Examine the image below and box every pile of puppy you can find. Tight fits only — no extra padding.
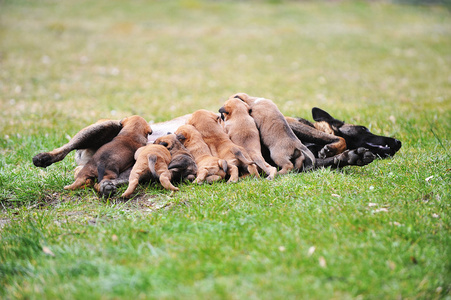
[63,93,319,198]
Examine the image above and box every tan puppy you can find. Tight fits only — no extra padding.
[154,134,197,182]
[64,115,151,196]
[187,109,259,183]
[219,98,277,180]
[231,93,315,174]
[175,124,228,184]
[121,144,178,198]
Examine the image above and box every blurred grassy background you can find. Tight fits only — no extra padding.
[1,0,449,136]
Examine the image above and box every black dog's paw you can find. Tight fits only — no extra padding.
[318,145,333,159]
[99,180,117,197]
[335,148,375,167]
[32,153,53,168]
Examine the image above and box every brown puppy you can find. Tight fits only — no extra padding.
[231,93,315,174]
[154,134,197,182]
[64,115,151,196]
[219,98,277,180]
[175,124,228,184]
[121,144,178,198]
[187,109,259,183]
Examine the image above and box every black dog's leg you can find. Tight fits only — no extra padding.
[315,148,375,169]
[286,117,346,158]
[33,120,122,168]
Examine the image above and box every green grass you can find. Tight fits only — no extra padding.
[1,0,450,298]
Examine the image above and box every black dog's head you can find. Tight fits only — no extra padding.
[312,107,402,158]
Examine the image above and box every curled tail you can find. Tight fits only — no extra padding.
[147,155,159,178]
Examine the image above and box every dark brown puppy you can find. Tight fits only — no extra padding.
[231,93,315,174]
[187,109,259,183]
[121,144,178,198]
[219,98,277,180]
[175,124,228,184]
[154,134,197,182]
[64,115,151,196]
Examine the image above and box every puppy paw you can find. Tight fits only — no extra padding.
[32,152,54,168]
[99,180,117,197]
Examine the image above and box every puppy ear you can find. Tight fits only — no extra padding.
[312,107,344,127]
[119,117,127,126]
[158,141,169,148]
[176,133,186,142]
[218,106,227,114]
[234,94,244,101]
[241,101,250,110]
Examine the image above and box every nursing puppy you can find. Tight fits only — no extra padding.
[231,93,315,174]
[121,144,178,198]
[219,98,277,180]
[187,109,259,183]
[175,124,228,184]
[64,115,151,196]
[154,134,197,182]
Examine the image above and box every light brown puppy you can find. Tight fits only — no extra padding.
[175,124,228,184]
[231,93,315,174]
[154,134,197,182]
[219,98,277,180]
[64,115,151,196]
[187,109,259,183]
[121,144,178,198]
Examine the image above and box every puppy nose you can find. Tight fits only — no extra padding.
[395,139,402,149]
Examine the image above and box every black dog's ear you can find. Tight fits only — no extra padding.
[312,107,345,127]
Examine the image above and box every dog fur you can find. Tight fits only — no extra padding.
[219,98,277,180]
[121,144,178,198]
[175,124,228,184]
[63,115,151,196]
[154,134,198,182]
[231,93,316,174]
[187,109,260,183]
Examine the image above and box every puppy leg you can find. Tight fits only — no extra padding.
[194,168,209,184]
[121,165,147,198]
[64,176,90,190]
[205,175,222,183]
[227,164,240,183]
[247,164,260,178]
[293,154,305,172]
[159,170,179,191]
[276,158,294,175]
[263,162,277,180]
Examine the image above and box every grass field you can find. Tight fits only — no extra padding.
[1,0,450,298]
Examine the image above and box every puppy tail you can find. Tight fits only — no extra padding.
[147,155,159,178]
[218,159,228,174]
[97,164,105,182]
[232,148,254,166]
